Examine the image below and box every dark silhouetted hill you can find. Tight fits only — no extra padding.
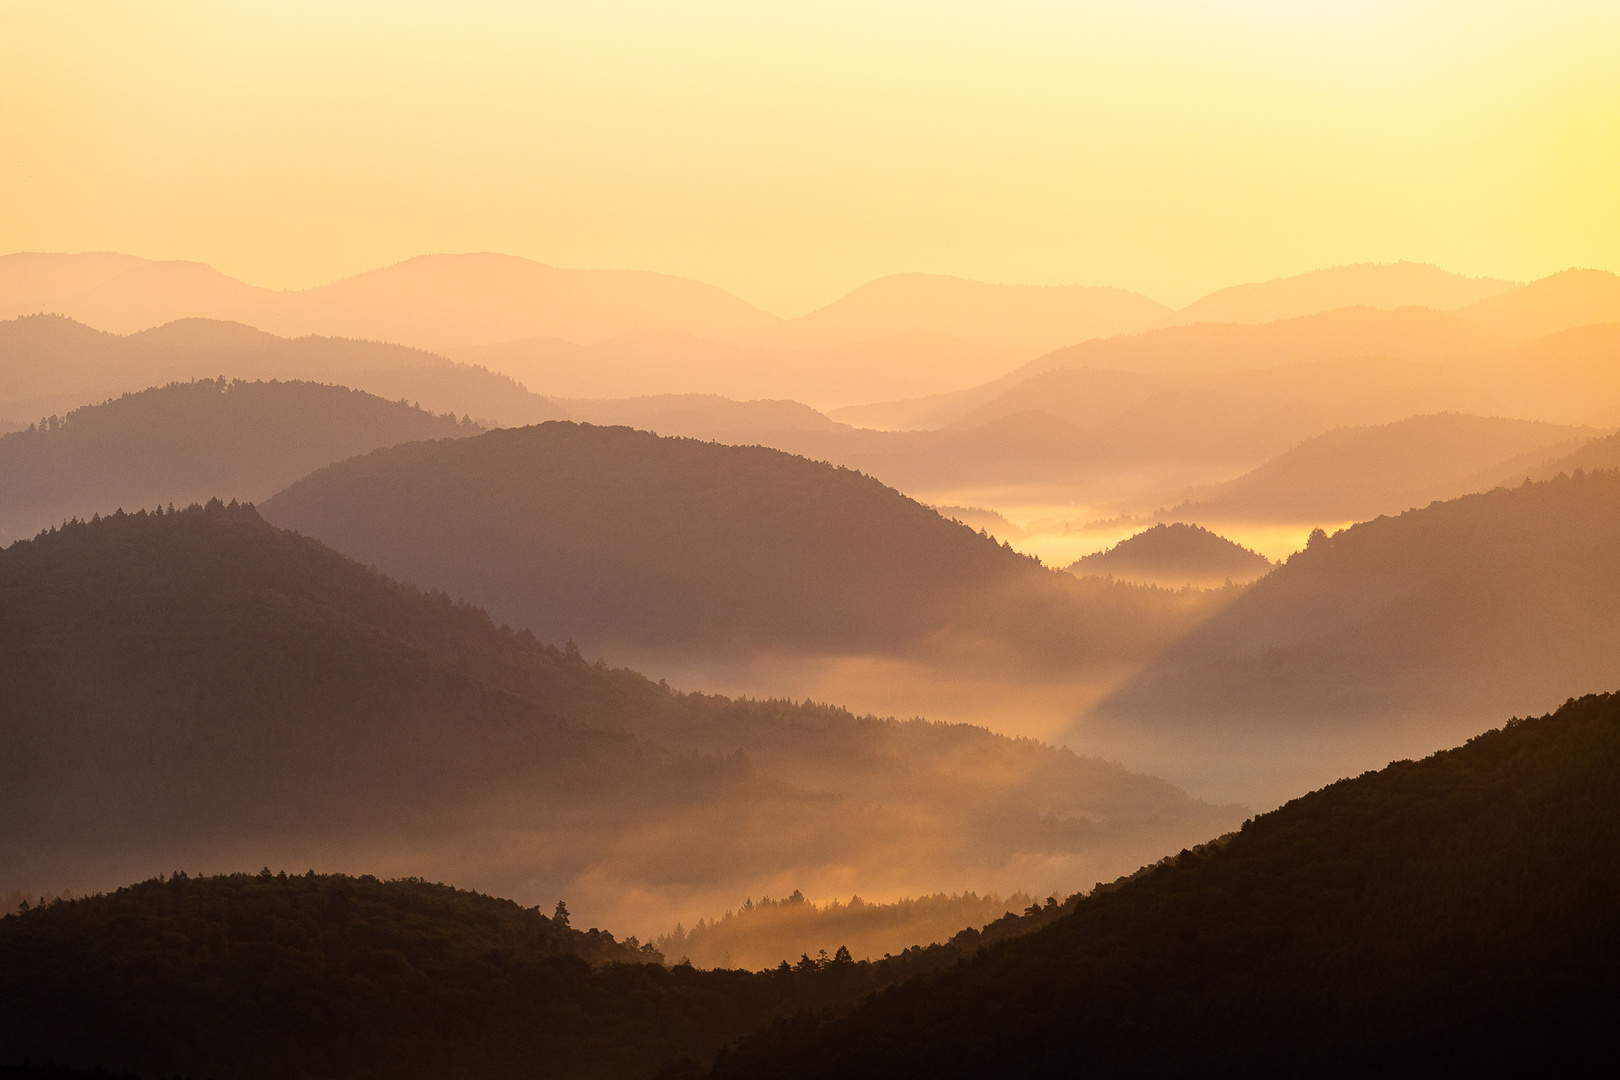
[709,692,1620,1078]
[0,872,778,1080]
[0,379,476,543]
[261,422,1210,670]
[1177,412,1596,523]
[1070,523,1271,588]
[0,864,1103,1080]
[0,502,1240,936]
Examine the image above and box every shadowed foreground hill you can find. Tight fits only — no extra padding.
[709,692,1620,1078]
[1081,469,1620,804]
[0,378,476,542]
[262,422,1221,672]
[0,869,1088,1080]
[1070,523,1271,588]
[0,502,1239,932]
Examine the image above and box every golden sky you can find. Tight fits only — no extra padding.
[2,1,1616,313]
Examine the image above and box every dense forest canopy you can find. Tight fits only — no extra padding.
[262,421,1226,672]
[0,377,476,542]
[0,501,1238,935]
[0,866,1089,1080]
[1069,522,1272,588]
[708,691,1620,1078]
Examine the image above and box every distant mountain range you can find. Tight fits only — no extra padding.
[1456,267,1620,337]
[443,328,1032,406]
[1081,469,1620,805]
[9,253,1615,409]
[711,692,1620,1078]
[833,307,1511,433]
[0,314,566,428]
[0,254,1170,353]
[1157,261,1513,326]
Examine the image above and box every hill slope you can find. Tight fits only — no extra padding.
[0,872,773,1080]
[840,307,1510,436]
[0,502,1240,933]
[1083,470,1620,803]
[447,328,1026,407]
[2,253,784,349]
[0,314,568,427]
[1014,305,1507,380]
[786,273,1167,353]
[1070,523,1271,588]
[1162,261,1514,326]
[0,379,476,542]
[710,691,1620,1078]
[1178,412,1596,523]
[261,422,1215,671]
[1456,267,1620,337]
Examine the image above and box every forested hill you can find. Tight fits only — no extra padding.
[262,421,1222,669]
[0,867,1090,1080]
[1069,522,1271,588]
[709,692,1620,1078]
[0,378,475,542]
[0,501,1240,943]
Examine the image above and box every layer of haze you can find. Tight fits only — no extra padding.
[3,2,1617,312]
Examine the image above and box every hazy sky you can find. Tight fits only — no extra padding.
[3,1,1616,312]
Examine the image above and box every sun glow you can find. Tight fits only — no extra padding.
[2,2,1615,312]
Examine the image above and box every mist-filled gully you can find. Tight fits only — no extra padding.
[3,252,1619,1077]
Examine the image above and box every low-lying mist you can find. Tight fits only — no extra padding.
[0,502,1244,953]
